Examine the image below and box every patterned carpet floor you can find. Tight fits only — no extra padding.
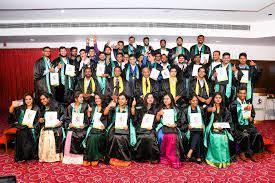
[0,113,274,183]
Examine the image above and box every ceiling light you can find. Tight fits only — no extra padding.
[61,9,65,13]
[215,40,221,43]
[29,38,35,42]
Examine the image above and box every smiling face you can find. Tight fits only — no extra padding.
[114,67,122,77]
[25,95,33,106]
[146,94,154,105]
[118,95,127,106]
[40,95,49,106]
[213,52,220,61]
[238,90,247,101]
[142,67,150,78]
[190,96,198,107]
[43,48,51,57]
[176,37,183,46]
[118,42,124,50]
[163,95,172,107]
[80,51,87,60]
[197,36,204,44]
[76,94,84,104]
[170,68,177,77]
[94,95,102,105]
[222,55,231,65]
[71,49,77,57]
[239,55,247,65]
[60,48,67,57]
[214,94,222,104]
[198,67,206,78]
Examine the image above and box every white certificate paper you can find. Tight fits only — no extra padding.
[72,112,84,127]
[216,67,228,82]
[65,64,75,77]
[213,122,230,129]
[96,64,106,76]
[45,111,58,127]
[50,73,59,86]
[161,69,170,79]
[240,70,249,83]
[242,104,251,119]
[189,113,203,128]
[150,68,160,80]
[192,65,202,77]
[162,109,175,126]
[22,109,37,127]
[141,114,155,129]
[115,112,128,129]
[200,54,209,64]
[161,49,169,56]
[93,112,104,129]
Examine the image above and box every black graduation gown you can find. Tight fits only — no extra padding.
[113,48,124,58]
[84,106,108,161]
[8,105,41,161]
[91,61,114,79]
[155,48,173,62]
[33,57,55,100]
[123,45,139,57]
[136,45,154,56]
[107,107,132,161]
[41,100,65,153]
[70,55,81,88]
[74,77,101,105]
[134,77,159,106]
[209,64,240,106]
[229,100,264,154]
[122,64,142,96]
[105,77,131,102]
[171,46,190,61]
[236,64,259,102]
[189,44,212,61]
[133,105,160,162]
[52,57,75,105]
[64,102,90,154]
[183,106,206,158]
[189,77,214,106]
[160,79,186,107]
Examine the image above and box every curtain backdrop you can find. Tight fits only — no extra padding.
[0,48,63,111]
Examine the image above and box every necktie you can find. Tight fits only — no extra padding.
[145,78,148,91]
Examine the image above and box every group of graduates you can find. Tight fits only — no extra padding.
[8,35,264,169]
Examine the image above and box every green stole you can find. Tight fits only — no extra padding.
[236,98,249,125]
[43,57,52,94]
[60,56,72,90]
[176,46,185,55]
[185,105,204,140]
[97,62,107,94]
[126,64,140,81]
[194,44,205,55]
[214,63,233,98]
[203,111,233,148]
[240,65,252,100]
[208,61,221,78]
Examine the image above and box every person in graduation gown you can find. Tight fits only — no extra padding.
[83,93,108,166]
[155,52,162,65]
[52,46,75,106]
[104,93,136,167]
[189,67,214,106]
[183,95,206,164]
[135,67,159,108]
[132,93,160,163]
[33,46,55,102]
[155,39,172,62]
[69,47,81,86]
[207,51,222,79]
[123,36,139,57]
[235,52,259,103]
[8,93,41,162]
[204,92,234,168]
[210,52,240,107]
[91,52,113,95]
[105,66,131,103]
[75,67,101,105]
[136,37,154,57]
[76,49,92,81]
[122,54,141,98]
[171,37,190,64]
[190,35,212,62]
[38,93,65,162]
[155,93,185,168]
[230,88,264,162]
[113,41,125,58]
[160,67,186,107]
[104,46,117,76]
[114,53,126,71]
[145,52,163,81]
[62,92,90,165]
[160,54,172,78]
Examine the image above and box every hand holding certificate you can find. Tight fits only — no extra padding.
[150,68,160,81]
[22,109,37,127]
[141,114,155,129]
[72,112,84,128]
[200,54,209,64]
[45,111,58,127]
[189,113,203,128]
[115,113,128,129]
[242,104,251,119]
[192,65,202,77]
[213,122,230,129]
[96,64,106,77]
[50,73,59,86]
[93,112,104,129]
[216,67,228,82]
[161,69,170,79]
[65,64,75,77]
[162,109,175,126]
[240,70,249,83]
